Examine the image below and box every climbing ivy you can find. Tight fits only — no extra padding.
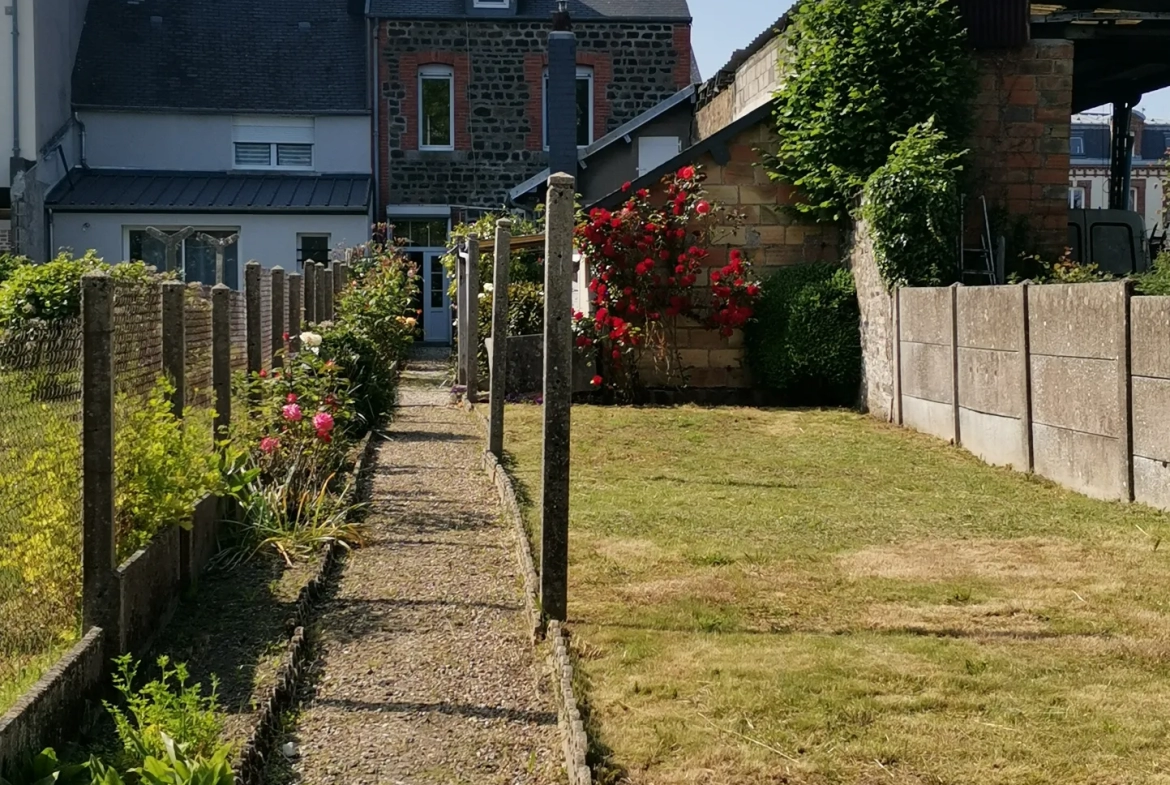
[862,119,965,288]
[766,0,975,223]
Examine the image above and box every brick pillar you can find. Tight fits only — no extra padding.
[970,40,1074,260]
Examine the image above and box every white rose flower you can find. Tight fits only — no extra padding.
[483,283,494,293]
[300,331,322,348]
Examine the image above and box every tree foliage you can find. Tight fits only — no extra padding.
[767,0,975,222]
[862,119,965,288]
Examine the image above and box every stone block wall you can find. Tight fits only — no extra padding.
[733,37,781,120]
[970,39,1074,260]
[378,20,691,210]
[696,88,733,142]
[639,122,841,389]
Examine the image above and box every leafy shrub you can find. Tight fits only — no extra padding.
[89,736,235,785]
[767,0,975,222]
[105,655,225,768]
[321,321,397,437]
[476,281,545,372]
[745,264,861,406]
[115,379,218,558]
[862,119,965,288]
[335,242,417,370]
[442,212,545,299]
[1136,250,1170,295]
[0,252,162,328]
[0,747,89,785]
[0,254,28,286]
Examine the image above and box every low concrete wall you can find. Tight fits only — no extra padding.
[117,525,182,656]
[186,495,222,583]
[1131,296,1170,509]
[0,629,105,778]
[895,280,1148,505]
[485,334,596,395]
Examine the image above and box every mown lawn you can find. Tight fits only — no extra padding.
[505,405,1170,785]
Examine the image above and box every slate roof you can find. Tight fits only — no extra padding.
[367,0,691,21]
[46,170,372,214]
[73,0,368,114]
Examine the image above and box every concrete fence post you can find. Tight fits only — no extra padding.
[892,287,903,426]
[81,273,119,654]
[950,283,962,446]
[457,245,469,386]
[304,262,317,325]
[271,266,285,367]
[334,261,348,300]
[211,284,232,437]
[541,172,576,626]
[245,261,262,379]
[1019,282,1034,473]
[288,273,303,353]
[465,234,480,403]
[314,262,328,325]
[161,280,186,418]
[321,266,334,323]
[1119,278,1135,502]
[489,219,513,458]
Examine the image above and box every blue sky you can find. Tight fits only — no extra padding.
[688,0,1170,121]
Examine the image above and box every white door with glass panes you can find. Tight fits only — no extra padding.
[393,217,452,345]
[423,252,451,344]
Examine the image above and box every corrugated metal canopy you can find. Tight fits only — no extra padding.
[46,170,372,214]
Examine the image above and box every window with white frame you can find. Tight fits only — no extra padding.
[1070,134,1085,156]
[126,227,241,288]
[543,66,594,149]
[1069,186,1086,209]
[419,65,455,150]
[233,116,314,170]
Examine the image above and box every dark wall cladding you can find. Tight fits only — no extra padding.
[956,0,1030,50]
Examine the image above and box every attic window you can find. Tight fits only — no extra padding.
[1070,135,1085,156]
[473,0,509,6]
[232,116,315,170]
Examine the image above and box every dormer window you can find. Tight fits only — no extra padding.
[233,117,314,170]
[1070,134,1085,156]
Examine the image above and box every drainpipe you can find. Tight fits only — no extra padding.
[75,111,87,168]
[370,17,379,222]
[10,0,19,165]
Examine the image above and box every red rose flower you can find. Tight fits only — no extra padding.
[591,375,603,387]
[622,181,632,192]
[696,200,711,215]
[678,166,695,180]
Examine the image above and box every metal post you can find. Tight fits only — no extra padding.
[489,220,512,458]
[82,273,118,653]
[245,261,262,377]
[288,273,303,353]
[465,234,480,403]
[211,285,232,437]
[145,226,195,277]
[271,266,285,367]
[161,280,186,418]
[540,172,576,625]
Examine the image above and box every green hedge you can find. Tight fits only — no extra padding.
[745,264,861,406]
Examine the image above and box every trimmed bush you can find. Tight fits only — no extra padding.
[476,281,544,374]
[745,264,861,406]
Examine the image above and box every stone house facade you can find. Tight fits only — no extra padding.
[369,0,695,217]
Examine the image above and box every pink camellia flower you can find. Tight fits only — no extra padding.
[286,393,298,404]
[282,403,303,422]
[313,412,335,433]
[259,436,280,454]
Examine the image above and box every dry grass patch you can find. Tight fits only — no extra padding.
[505,405,1170,784]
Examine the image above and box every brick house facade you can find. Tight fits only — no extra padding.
[371,1,694,214]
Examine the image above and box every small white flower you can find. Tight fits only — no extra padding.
[483,283,494,293]
[478,293,487,301]
[300,331,322,348]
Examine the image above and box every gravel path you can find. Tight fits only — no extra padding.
[289,351,563,785]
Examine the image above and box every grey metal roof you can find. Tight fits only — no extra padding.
[73,0,368,114]
[510,85,697,200]
[46,170,371,214]
[368,0,691,20]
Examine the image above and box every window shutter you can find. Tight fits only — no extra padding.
[234,142,272,167]
[277,144,313,168]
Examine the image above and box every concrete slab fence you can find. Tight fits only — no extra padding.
[893,280,1170,505]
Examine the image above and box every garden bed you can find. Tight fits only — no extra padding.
[504,405,1170,784]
